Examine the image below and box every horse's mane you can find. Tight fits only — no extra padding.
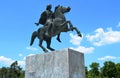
[54,5,60,12]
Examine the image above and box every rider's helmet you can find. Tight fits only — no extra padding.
[46,4,52,10]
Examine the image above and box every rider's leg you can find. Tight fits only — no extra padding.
[45,23,52,36]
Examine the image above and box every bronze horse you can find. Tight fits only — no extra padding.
[30,5,82,52]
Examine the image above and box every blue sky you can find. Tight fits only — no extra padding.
[0,0,120,70]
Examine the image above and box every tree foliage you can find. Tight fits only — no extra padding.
[115,63,120,78]
[0,61,25,78]
[86,61,120,78]
[101,61,116,78]
[90,62,99,76]
[88,62,100,78]
[85,66,89,78]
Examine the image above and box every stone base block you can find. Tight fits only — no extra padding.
[25,48,85,78]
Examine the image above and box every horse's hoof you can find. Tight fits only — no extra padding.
[44,50,48,53]
[57,38,61,43]
[50,48,55,51]
[52,49,55,51]
[78,34,82,37]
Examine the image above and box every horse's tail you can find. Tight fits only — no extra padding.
[30,31,37,46]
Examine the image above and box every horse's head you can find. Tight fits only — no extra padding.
[55,5,71,14]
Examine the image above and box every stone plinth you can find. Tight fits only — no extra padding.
[25,48,85,78]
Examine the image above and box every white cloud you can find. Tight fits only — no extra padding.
[69,33,82,46]
[18,61,25,66]
[26,46,38,51]
[0,56,25,67]
[86,27,120,46]
[0,54,36,68]
[98,56,120,61]
[0,56,14,65]
[70,46,94,54]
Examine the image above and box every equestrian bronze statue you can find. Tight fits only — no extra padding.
[30,5,82,52]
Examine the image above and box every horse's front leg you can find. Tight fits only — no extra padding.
[65,21,82,37]
[67,20,73,28]
[63,20,74,31]
[60,20,73,30]
[71,27,82,37]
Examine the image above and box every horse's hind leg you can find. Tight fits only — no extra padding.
[39,39,48,53]
[46,38,55,51]
[57,33,61,42]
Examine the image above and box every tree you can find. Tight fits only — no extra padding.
[101,61,116,78]
[0,61,25,78]
[9,61,24,78]
[85,66,88,78]
[89,62,99,78]
[116,63,120,78]
[0,67,8,78]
